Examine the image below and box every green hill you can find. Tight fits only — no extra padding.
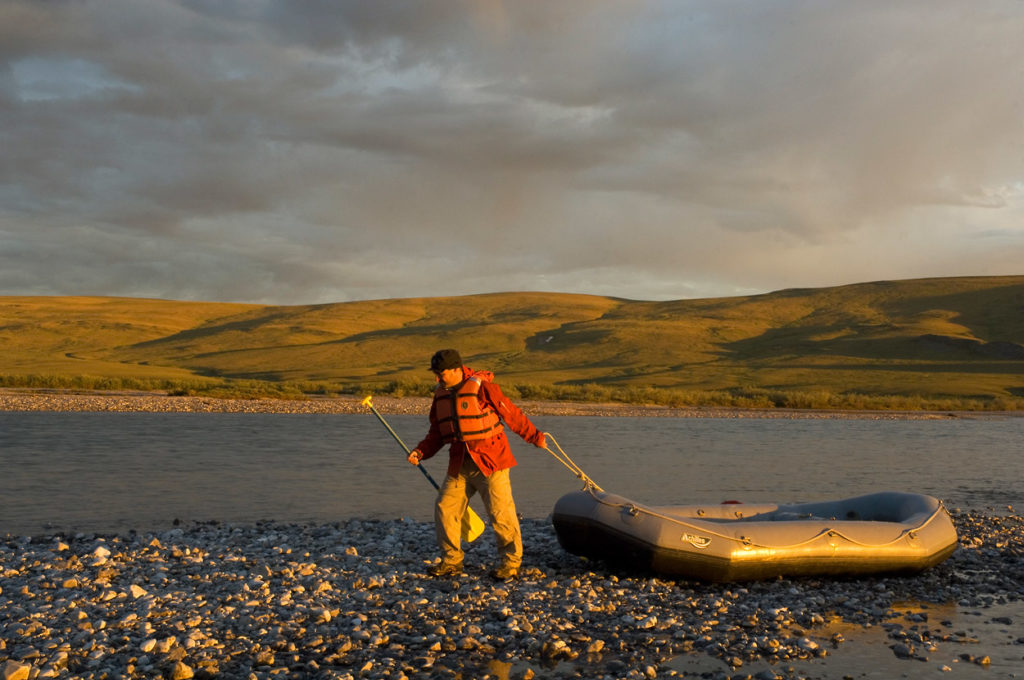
[3,276,1024,409]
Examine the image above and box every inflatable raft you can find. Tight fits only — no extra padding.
[552,490,958,582]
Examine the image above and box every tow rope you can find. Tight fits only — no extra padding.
[543,433,604,493]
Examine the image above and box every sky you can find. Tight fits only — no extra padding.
[2,1,1023,305]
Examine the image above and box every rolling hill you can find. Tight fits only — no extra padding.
[2,276,1024,406]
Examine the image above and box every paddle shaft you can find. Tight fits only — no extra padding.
[364,400,441,490]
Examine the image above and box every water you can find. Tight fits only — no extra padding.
[1,412,1021,535]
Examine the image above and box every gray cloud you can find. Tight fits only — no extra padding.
[1,0,1022,304]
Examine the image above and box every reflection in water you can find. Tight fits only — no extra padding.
[667,599,1024,679]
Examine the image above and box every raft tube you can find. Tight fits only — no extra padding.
[552,490,958,582]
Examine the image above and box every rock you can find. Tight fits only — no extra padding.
[797,637,819,651]
[638,615,658,629]
[156,637,177,654]
[891,642,915,658]
[167,661,194,680]
[0,661,30,680]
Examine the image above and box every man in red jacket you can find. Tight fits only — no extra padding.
[408,348,546,580]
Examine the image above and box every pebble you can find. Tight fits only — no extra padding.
[0,509,1021,680]
[1,662,31,680]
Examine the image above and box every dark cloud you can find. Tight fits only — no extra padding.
[1,0,1022,304]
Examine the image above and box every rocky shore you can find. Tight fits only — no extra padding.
[2,509,1021,680]
[0,389,1015,419]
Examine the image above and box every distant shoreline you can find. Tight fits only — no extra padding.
[1,388,1021,419]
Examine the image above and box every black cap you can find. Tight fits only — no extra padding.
[430,349,462,372]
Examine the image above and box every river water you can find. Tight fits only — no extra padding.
[1,412,1021,535]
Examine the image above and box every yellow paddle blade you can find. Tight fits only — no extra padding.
[461,506,486,543]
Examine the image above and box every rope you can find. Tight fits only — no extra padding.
[583,486,949,550]
[543,433,604,493]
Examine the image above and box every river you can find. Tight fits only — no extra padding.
[1,412,1021,535]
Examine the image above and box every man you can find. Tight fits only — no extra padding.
[408,348,546,580]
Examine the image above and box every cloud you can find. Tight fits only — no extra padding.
[1,0,1022,304]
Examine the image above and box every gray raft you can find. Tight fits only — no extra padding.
[552,490,958,582]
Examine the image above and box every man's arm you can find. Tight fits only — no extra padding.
[410,401,444,463]
[482,381,546,448]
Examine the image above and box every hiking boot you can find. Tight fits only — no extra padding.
[488,564,520,581]
[427,562,463,578]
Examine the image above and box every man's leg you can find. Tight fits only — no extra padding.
[434,466,473,568]
[475,467,522,572]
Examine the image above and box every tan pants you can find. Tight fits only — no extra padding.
[435,456,522,568]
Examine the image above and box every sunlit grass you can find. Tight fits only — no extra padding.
[3,277,1024,411]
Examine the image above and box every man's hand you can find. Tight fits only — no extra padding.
[407,450,423,465]
[535,434,546,449]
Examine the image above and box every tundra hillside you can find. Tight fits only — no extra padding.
[2,275,1024,411]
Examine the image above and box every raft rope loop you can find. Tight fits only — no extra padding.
[543,433,604,493]
[584,486,950,550]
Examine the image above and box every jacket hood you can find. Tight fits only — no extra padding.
[462,366,494,383]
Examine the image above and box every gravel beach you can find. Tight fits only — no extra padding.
[1,510,1022,680]
[1,389,1019,420]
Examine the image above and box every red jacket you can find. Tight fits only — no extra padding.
[414,366,544,477]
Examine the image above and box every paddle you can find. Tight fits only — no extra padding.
[361,395,486,543]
